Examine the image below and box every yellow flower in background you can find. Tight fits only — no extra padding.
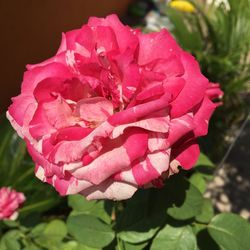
[169,0,196,13]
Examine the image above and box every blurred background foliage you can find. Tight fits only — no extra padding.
[0,117,63,218]
[1,0,250,249]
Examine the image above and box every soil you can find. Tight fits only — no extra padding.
[205,114,250,220]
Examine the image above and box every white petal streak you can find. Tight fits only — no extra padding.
[148,150,170,174]
[71,146,130,185]
[112,117,169,139]
[148,132,169,152]
[81,179,138,201]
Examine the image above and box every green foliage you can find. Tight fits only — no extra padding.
[195,199,214,224]
[207,213,250,250]
[189,173,207,193]
[1,171,250,249]
[0,230,22,250]
[192,152,216,185]
[33,220,67,248]
[67,214,115,248]
[166,176,204,220]
[119,241,148,250]
[114,174,204,248]
[68,195,112,224]
[60,242,99,250]
[151,225,198,250]
[115,190,163,244]
[195,152,215,169]
[0,118,61,217]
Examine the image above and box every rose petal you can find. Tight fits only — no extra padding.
[172,139,200,170]
[70,128,148,185]
[138,29,181,65]
[81,179,137,200]
[170,52,209,118]
[76,97,113,123]
[114,150,170,186]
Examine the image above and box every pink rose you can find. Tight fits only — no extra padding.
[0,187,25,220]
[7,14,223,200]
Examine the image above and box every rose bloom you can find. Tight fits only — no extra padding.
[0,187,25,220]
[7,15,223,200]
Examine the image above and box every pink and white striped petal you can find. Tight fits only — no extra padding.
[80,179,137,201]
[111,116,170,139]
[70,128,148,185]
[114,150,170,186]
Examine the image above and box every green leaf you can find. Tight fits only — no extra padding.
[195,153,214,168]
[116,190,164,244]
[32,220,67,249]
[208,213,250,250]
[117,174,203,243]
[60,241,78,250]
[118,217,160,243]
[43,220,67,242]
[166,176,204,220]
[121,241,148,250]
[67,214,115,248]
[68,195,96,212]
[189,173,207,194]
[30,223,47,238]
[60,241,100,250]
[151,225,197,250]
[76,244,100,250]
[195,199,214,223]
[68,195,112,224]
[0,230,21,250]
[23,246,40,250]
